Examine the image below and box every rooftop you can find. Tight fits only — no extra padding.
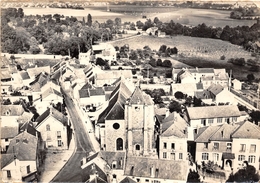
[187,105,241,120]
[1,105,25,116]
[124,156,187,181]
[1,126,19,139]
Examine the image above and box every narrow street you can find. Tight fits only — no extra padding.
[51,90,96,182]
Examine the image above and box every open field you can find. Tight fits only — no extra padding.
[110,35,259,80]
[22,6,257,27]
[110,35,254,61]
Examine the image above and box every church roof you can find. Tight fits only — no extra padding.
[97,81,132,123]
[120,177,137,183]
[129,86,153,105]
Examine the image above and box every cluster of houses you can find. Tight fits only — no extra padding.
[1,48,259,183]
[1,56,71,182]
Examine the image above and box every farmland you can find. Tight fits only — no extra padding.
[21,6,257,28]
[110,35,259,80]
[110,35,253,61]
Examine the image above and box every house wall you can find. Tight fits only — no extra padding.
[181,76,196,84]
[233,82,242,90]
[189,116,239,128]
[2,160,22,182]
[215,89,235,104]
[232,138,260,170]
[105,120,126,152]
[42,94,63,104]
[159,136,187,161]
[19,161,37,177]
[1,138,12,152]
[195,141,232,166]
[36,116,68,149]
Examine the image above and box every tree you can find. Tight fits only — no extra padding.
[159,45,167,53]
[115,17,122,27]
[174,91,184,99]
[87,14,92,27]
[96,57,107,66]
[17,8,24,18]
[187,170,201,182]
[156,59,162,66]
[247,73,255,82]
[168,100,182,113]
[149,57,157,67]
[250,110,260,124]
[162,60,172,67]
[227,165,259,182]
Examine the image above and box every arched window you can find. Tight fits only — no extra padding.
[116,138,123,151]
[136,144,140,150]
[46,124,50,131]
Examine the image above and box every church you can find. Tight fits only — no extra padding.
[97,81,157,157]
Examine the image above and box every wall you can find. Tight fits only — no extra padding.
[232,138,260,170]
[36,115,68,149]
[105,119,126,152]
[159,136,187,161]
[2,160,22,182]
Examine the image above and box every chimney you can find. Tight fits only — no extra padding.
[165,109,170,117]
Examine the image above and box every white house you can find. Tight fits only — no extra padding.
[1,131,40,182]
[232,79,242,90]
[185,105,242,128]
[35,107,69,149]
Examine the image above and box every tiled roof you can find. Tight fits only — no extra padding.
[232,121,260,139]
[196,83,204,90]
[79,89,90,98]
[7,131,38,161]
[99,151,125,168]
[207,83,224,96]
[120,177,137,183]
[35,107,68,127]
[129,86,153,105]
[154,108,168,116]
[161,112,188,138]
[27,66,50,78]
[41,87,62,99]
[214,69,228,80]
[1,126,19,139]
[9,64,18,73]
[98,81,132,123]
[1,105,25,116]
[1,56,10,66]
[1,68,12,80]
[19,71,30,80]
[81,83,92,90]
[104,86,116,92]
[19,121,38,137]
[29,72,49,89]
[89,87,105,96]
[232,79,241,83]
[179,70,193,80]
[194,90,212,99]
[194,126,220,143]
[124,156,187,181]
[209,123,240,141]
[82,163,107,183]
[1,154,15,169]
[187,105,241,120]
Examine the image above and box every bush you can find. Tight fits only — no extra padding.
[162,60,172,67]
[220,55,225,60]
[174,91,184,99]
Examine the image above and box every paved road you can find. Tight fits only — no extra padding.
[52,91,95,182]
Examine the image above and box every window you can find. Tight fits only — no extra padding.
[240,144,246,152]
[163,152,167,159]
[5,138,8,142]
[179,153,183,160]
[238,155,245,161]
[217,118,222,123]
[155,169,159,178]
[248,155,256,163]
[202,153,209,160]
[250,144,256,153]
[145,179,149,182]
[46,124,50,131]
[204,143,208,149]
[227,143,232,150]
[57,131,61,138]
[163,142,167,149]
[26,165,30,174]
[213,153,219,162]
[116,138,123,150]
[201,119,206,126]
[171,143,175,150]
[136,178,140,182]
[225,118,229,122]
[7,170,11,178]
[136,144,140,150]
[232,117,237,122]
[208,118,214,124]
[113,123,120,130]
[170,153,175,160]
[213,143,219,150]
[58,140,62,147]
